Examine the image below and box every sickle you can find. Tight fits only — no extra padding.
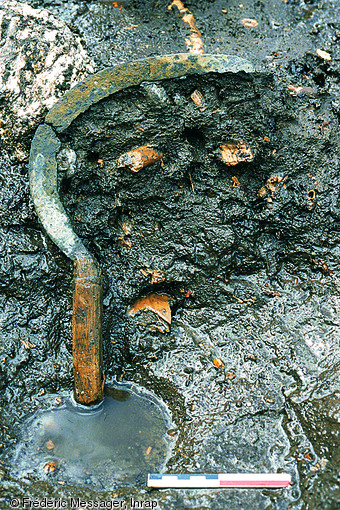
[29,53,254,406]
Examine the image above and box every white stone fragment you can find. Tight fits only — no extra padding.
[0,0,96,149]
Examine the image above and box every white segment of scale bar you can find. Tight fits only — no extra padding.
[148,476,217,488]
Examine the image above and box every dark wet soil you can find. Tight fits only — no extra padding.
[1,1,339,509]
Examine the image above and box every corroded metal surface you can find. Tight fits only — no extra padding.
[29,124,90,261]
[46,54,254,132]
[31,54,253,261]
[29,53,253,405]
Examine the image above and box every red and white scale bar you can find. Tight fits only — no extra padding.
[148,473,291,489]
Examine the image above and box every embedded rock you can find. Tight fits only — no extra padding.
[0,0,96,155]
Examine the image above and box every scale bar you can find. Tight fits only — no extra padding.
[148,473,291,488]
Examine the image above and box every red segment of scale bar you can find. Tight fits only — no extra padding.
[219,480,290,487]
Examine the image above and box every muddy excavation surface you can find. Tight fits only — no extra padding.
[0,0,339,509]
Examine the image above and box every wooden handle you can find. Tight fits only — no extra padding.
[72,256,104,405]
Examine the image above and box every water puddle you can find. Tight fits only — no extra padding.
[10,383,174,490]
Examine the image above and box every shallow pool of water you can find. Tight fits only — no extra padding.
[10,383,174,490]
